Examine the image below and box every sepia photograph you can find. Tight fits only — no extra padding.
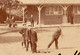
[0,0,80,55]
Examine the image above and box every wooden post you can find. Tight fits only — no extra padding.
[38,6,42,26]
[22,8,25,23]
[62,5,68,23]
[60,5,72,25]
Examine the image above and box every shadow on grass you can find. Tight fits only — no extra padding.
[37,47,75,53]
[60,47,75,49]
[36,49,53,53]
[0,36,22,43]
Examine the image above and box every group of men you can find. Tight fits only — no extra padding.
[5,14,35,28]
[19,24,62,53]
[5,16,17,27]
[19,24,38,53]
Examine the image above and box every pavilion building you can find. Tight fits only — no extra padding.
[18,0,80,26]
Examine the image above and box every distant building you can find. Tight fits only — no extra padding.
[18,0,80,25]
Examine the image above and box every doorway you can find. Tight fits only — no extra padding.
[67,5,74,24]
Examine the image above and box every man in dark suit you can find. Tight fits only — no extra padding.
[30,14,34,27]
[47,27,61,49]
[30,27,38,53]
[19,24,30,51]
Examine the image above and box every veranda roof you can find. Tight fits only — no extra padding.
[18,0,80,4]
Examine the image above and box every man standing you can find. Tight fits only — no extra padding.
[47,27,61,49]
[19,24,30,51]
[11,16,17,27]
[30,14,34,27]
[6,17,12,27]
[24,15,27,23]
[30,27,38,53]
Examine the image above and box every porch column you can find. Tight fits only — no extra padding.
[37,6,42,26]
[22,6,27,24]
[63,6,68,23]
[22,8,25,23]
[61,5,69,24]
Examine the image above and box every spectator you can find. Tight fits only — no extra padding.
[30,14,34,27]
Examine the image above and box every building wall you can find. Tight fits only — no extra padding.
[26,5,80,25]
[41,5,63,25]
[41,15,62,25]
[74,15,80,24]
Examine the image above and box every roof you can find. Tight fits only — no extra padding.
[18,0,80,4]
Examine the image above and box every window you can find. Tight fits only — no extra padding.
[73,6,77,14]
[77,6,80,14]
[45,6,63,15]
[73,5,80,14]
[78,6,80,11]
[49,7,53,14]
[59,6,62,14]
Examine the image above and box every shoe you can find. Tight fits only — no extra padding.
[22,42,23,46]
[26,49,28,51]
[37,51,40,53]
[32,51,37,53]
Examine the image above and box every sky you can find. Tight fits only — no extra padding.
[17,0,39,4]
[17,0,80,4]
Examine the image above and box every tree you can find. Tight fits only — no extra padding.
[0,0,23,23]
[0,9,9,23]
[0,0,23,16]
[0,0,22,9]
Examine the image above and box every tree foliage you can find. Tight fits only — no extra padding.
[0,0,22,10]
[0,0,23,23]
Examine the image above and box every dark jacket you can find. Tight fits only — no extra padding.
[30,17,34,23]
[19,28,30,40]
[30,29,38,43]
[12,19,15,23]
[52,28,61,39]
[6,18,12,24]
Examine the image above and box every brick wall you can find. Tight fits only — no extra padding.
[41,7,62,25]
[74,15,80,24]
